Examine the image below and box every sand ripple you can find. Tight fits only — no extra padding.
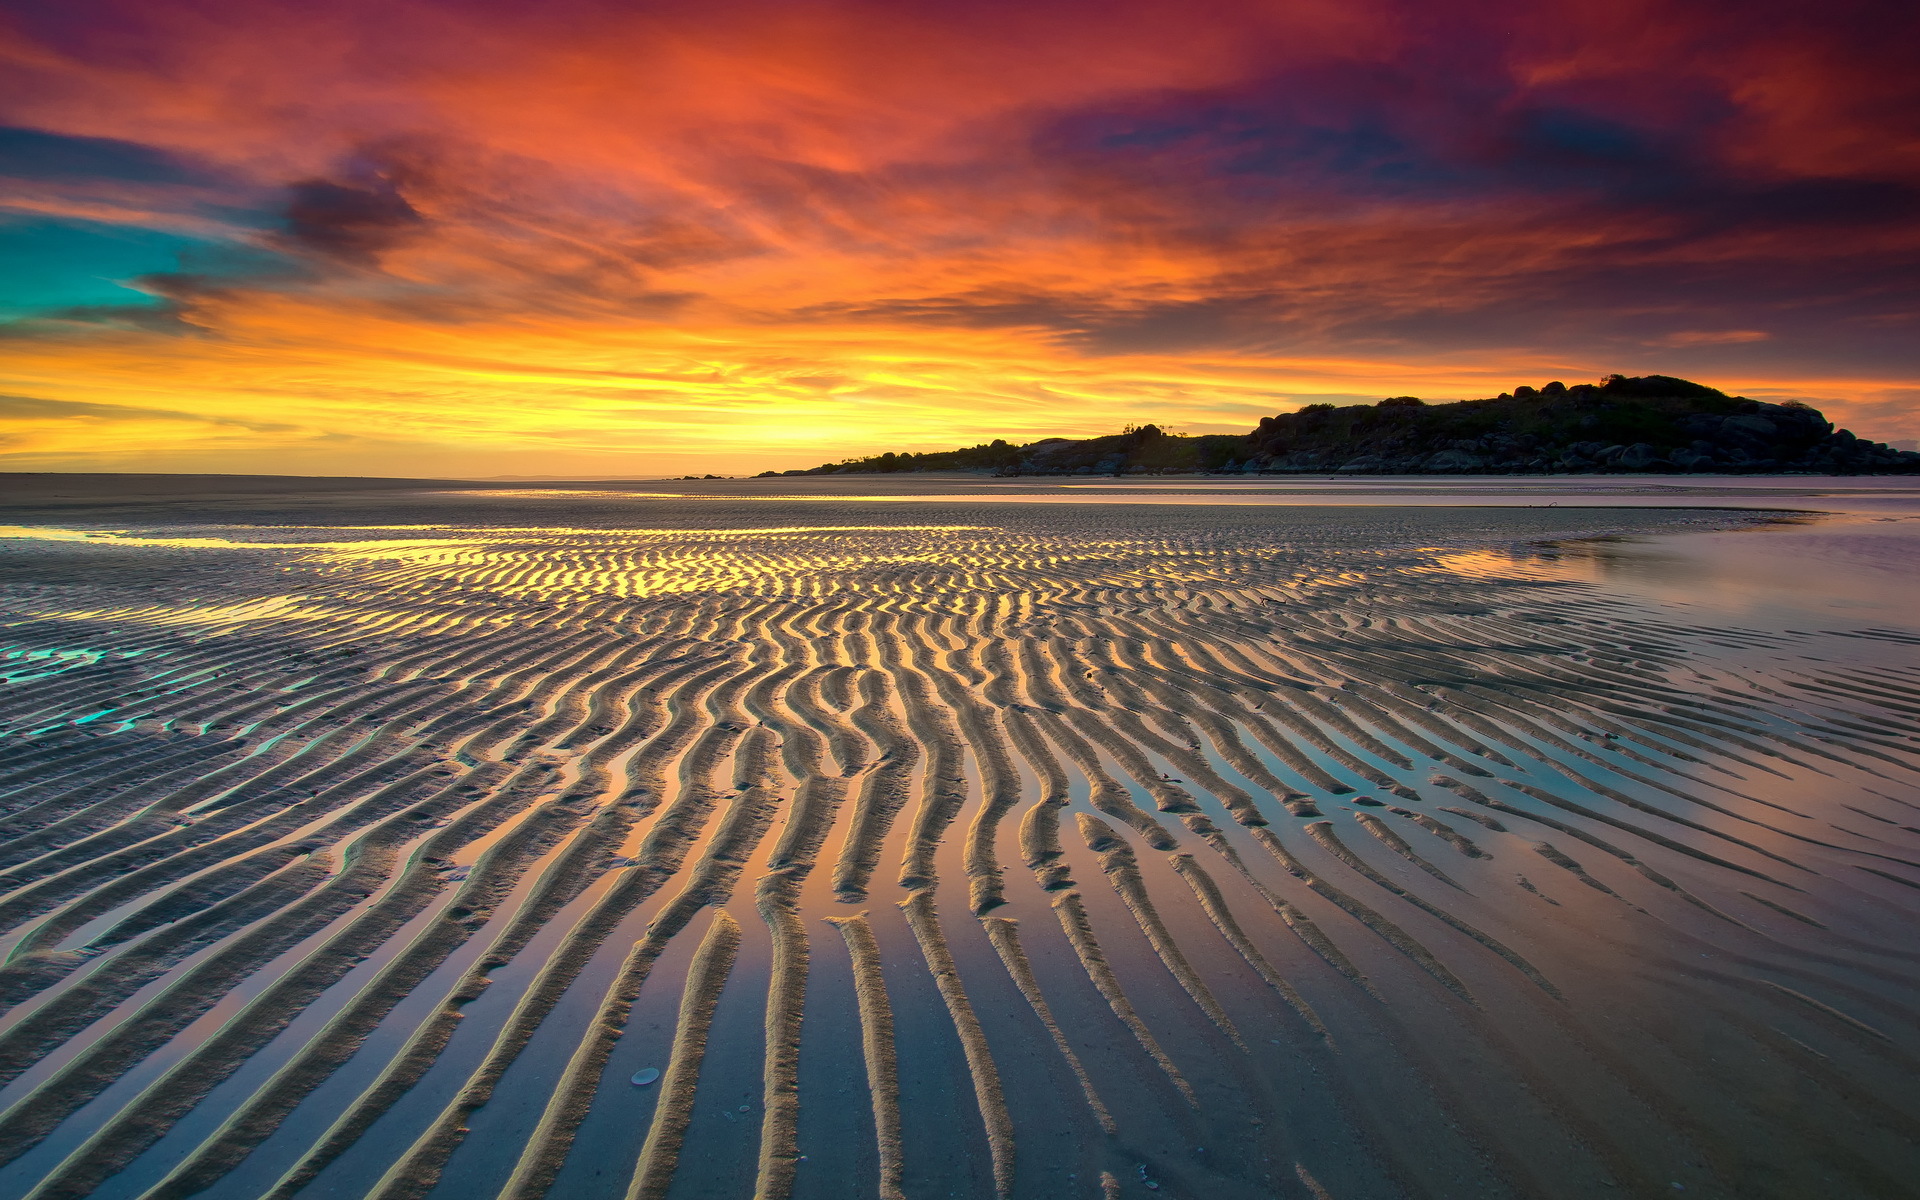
[0,506,1912,1199]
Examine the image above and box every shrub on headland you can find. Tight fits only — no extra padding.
[755,376,1920,477]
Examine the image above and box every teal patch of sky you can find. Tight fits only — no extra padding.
[0,125,293,320]
[0,218,207,318]
[0,217,295,321]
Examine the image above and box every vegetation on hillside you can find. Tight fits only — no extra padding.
[758,376,1919,476]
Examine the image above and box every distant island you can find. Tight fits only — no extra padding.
[760,375,1920,477]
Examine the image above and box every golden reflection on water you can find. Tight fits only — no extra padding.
[0,520,1387,615]
[37,596,326,628]
[1426,516,1920,621]
[0,523,983,543]
[427,490,690,498]
[0,525,480,555]
[1425,546,1598,583]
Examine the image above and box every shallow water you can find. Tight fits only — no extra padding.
[0,481,1911,1200]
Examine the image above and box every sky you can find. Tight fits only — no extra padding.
[1,0,1916,477]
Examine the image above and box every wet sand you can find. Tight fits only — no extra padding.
[0,476,1913,1199]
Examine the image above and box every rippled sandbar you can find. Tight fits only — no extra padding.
[0,486,1912,1200]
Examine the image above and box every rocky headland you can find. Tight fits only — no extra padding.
[763,374,1920,476]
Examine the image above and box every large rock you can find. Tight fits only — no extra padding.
[1422,448,1484,471]
[1616,443,1661,469]
[1722,414,1778,438]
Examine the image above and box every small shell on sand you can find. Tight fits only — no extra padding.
[631,1067,661,1086]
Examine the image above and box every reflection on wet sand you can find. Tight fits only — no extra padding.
[1438,509,1920,623]
[0,492,1910,1200]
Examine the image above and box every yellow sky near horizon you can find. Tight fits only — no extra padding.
[8,301,1915,476]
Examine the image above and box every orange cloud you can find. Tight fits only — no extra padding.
[1649,330,1771,347]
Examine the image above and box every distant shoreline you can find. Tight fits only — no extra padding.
[5,464,1920,502]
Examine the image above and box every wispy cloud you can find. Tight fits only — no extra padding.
[1649,330,1771,347]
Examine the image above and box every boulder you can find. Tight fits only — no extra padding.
[1422,449,1484,471]
[1617,443,1661,469]
[1722,414,1778,438]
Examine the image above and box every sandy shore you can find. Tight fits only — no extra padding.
[0,478,1912,1199]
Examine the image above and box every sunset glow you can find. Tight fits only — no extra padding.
[3,0,1916,474]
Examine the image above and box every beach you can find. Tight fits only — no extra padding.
[0,474,1912,1200]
